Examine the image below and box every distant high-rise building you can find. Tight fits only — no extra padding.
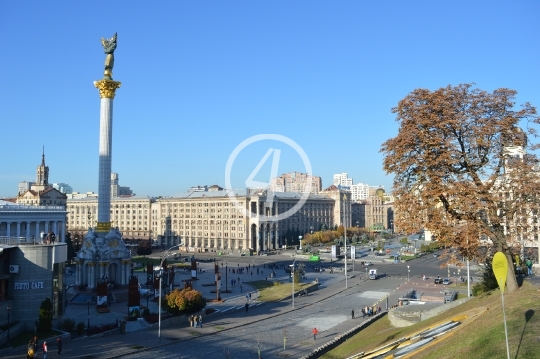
[111,172,134,197]
[350,183,370,201]
[333,172,353,187]
[18,181,35,195]
[52,183,73,194]
[270,172,322,194]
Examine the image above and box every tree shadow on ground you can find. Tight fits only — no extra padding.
[514,309,534,359]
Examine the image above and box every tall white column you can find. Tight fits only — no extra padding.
[94,79,120,231]
[45,221,49,234]
[26,221,31,241]
[53,221,58,235]
[6,222,11,237]
[16,222,21,238]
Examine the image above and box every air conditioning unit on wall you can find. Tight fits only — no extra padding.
[9,265,19,273]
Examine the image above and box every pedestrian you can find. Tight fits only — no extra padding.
[378,306,381,314]
[361,307,365,318]
[194,316,198,328]
[351,309,355,319]
[42,340,48,359]
[312,327,319,340]
[526,258,533,276]
[189,315,193,327]
[198,315,203,328]
[56,336,62,356]
[33,336,38,357]
[249,292,252,300]
[245,302,249,312]
[240,284,243,292]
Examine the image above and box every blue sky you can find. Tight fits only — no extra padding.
[1,1,539,198]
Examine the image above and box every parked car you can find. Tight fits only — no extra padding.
[365,261,373,266]
[434,278,443,284]
[433,254,439,258]
[442,278,451,285]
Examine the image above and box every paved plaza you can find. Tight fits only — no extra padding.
[2,249,481,358]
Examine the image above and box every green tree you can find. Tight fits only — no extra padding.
[382,84,540,293]
[38,297,53,332]
[65,232,77,262]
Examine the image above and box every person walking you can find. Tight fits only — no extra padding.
[198,315,203,328]
[245,302,249,312]
[194,316,198,328]
[351,309,355,319]
[312,327,319,340]
[56,336,62,356]
[40,340,47,359]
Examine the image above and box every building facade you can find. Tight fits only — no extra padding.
[0,200,68,330]
[270,172,322,194]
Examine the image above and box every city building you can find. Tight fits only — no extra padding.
[365,187,387,232]
[111,172,134,197]
[350,183,370,201]
[320,185,352,227]
[270,172,322,194]
[16,152,67,209]
[0,200,69,328]
[333,172,353,187]
[66,197,153,240]
[66,188,341,253]
[52,183,73,194]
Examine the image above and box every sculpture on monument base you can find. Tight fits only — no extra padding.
[101,33,117,79]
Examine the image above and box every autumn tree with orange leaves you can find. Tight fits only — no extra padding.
[381,84,540,293]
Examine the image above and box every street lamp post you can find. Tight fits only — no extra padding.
[299,235,303,251]
[7,306,11,346]
[158,244,181,343]
[291,257,297,309]
[87,299,90,334]
[407,265,410,281]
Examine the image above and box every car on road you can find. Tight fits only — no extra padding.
[434,278,443,284]
[442,278,451,285]
[364,261,373,266]
[433,254,439,258]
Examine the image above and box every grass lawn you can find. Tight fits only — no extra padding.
[320,281,540,359]
[247,280,316,302]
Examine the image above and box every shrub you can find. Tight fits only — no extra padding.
[472,283,484,296]
[273,281,282,286]
[38,297,53,332]
[76,322,86,335]
[61,318,76,332]
[164,288,206,315]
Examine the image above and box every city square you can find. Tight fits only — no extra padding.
[1,2,540,359]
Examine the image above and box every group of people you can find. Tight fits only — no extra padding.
[39,231,57,245]
[27,335,62,358]
[188,314,203,328]
[360,305,381,317]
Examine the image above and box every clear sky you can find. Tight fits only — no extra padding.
[1,1,539,198]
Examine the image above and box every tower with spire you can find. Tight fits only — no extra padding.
[36,146,49,187]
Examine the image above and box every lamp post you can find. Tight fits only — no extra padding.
[7,306,11,346]
[407,265,410,281]
[87,299,90,334]
[158,244,181,343]
[225,262,228,292]
[299,235,303,251]
[291,257,297,309]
